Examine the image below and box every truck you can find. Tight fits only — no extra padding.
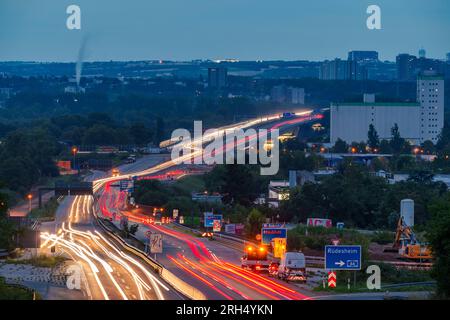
[282,112,295,118]
[241,245,270,272]
[276,252,307,283]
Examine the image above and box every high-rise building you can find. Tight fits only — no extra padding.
[320,59,367,80]
[396,54,417,81]
[287,87,305,105]
[419,48,426,59]
[446,53,450,63]
[348,51,379,63]
[270,85,305,104]
[417,72,445,143]
[208,67,228,89]
[270,85,286,103]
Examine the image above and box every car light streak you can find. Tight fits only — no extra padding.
[167,255,233,300]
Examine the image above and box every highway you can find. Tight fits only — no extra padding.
[39,154,179,300]
[91,112,321,300]
[99,175,313,300]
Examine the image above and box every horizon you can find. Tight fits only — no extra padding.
[0,50,448,65]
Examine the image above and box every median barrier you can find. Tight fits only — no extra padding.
[93,204,207,300]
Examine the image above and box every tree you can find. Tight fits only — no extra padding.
[332,138,348,153]
[121,220,139,238]
[427,195,450,298]
[245,208,265,238]
[435,124,450,152]
[379,139,392,154]
[128,123,153,146]
[0,190,15,250]
[407,169,434,184]
[367,124,380,150]
[154,117,165,144]
[421,140,435,155]
[209,165,259,206]
[390,123,406,154]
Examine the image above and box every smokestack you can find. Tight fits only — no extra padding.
[76,36,88,88]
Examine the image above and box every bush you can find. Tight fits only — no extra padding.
[29,197,59,219]
[0,277,36,300]
[287,225,371,260]
[371,231,395,245]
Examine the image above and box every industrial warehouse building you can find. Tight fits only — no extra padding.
[330,74,444,145]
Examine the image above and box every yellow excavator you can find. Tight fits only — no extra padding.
[393,216,432,261]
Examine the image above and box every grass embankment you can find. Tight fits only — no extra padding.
[7,255,67,268]
[0,277,39,300]
[287,225,372,259]
[172,175,206,193]
[314,262,433,293]
[29,196,59,220]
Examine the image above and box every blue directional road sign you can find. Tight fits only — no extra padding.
[325,245,362,270]
[204,213,223,228]
[261,228,287,245]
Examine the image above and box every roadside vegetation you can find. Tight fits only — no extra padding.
[314,263,433,293]
[0,277,38,300]
[29,197,60,220]
[6,255,68,268]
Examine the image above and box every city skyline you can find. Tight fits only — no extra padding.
[0,0,449,62]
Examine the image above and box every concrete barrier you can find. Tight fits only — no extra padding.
[160,268,206,300]
[93,205,206,300]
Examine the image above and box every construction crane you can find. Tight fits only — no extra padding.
[393,216,432,261]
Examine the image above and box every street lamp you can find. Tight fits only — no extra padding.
[27,194,32,213]
[72,146,78,174]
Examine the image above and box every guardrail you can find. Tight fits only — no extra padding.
[93,206,206,300]
[381,281,436,289]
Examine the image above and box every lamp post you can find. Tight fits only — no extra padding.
[72,146,78,174]
[27,194,32,213]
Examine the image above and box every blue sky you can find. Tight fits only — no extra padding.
[0,0,449,62]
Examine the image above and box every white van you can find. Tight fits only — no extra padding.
[277,252,307,283]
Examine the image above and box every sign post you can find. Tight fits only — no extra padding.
[328,271,336,288]
[324,245,362,270]
[150,233,163,260]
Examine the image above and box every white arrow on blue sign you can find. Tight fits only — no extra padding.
[325,245,362,270]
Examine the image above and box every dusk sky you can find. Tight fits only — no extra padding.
[0,0,449,62]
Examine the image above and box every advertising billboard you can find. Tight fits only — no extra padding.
[307,218,332,228]
[224,224,236,234]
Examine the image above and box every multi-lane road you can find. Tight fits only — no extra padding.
[41,111,321,300]
[90,112,321,300]
[40,154,179,300]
